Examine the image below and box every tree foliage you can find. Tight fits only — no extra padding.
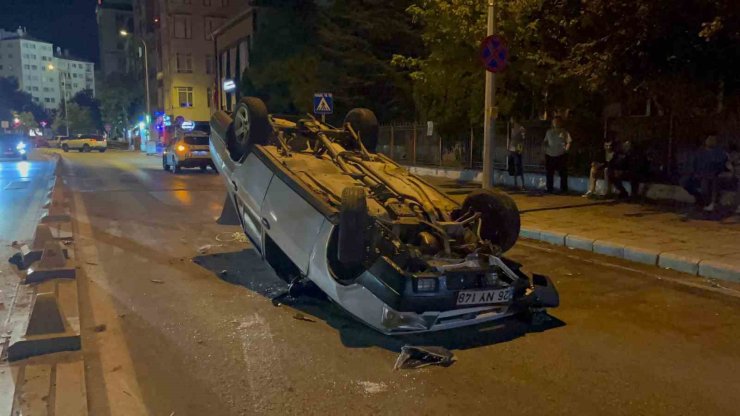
[52,102,97,135]
[0,76,48,124]
[97,72,144,138]
[242,0,422,122]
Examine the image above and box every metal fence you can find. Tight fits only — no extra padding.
[377,121,552,172]
[377,115,740,183]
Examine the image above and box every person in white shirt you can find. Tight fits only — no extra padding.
[542,116,572,193]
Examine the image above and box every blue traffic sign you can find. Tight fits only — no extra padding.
[479,35,509,73]
[313,93,334,115]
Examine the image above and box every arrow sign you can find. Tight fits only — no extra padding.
[479,35,509,73]
[313,93,334,115]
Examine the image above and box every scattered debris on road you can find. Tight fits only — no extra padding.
[394,345,455,370]
[355,381,388,395]
[215,231,249,243]
[85,261,98,266]
[150,279,165,284]
[219,270,228,277]
[93,324,107,333]
[198,244,223,254]
[292,313,315,323]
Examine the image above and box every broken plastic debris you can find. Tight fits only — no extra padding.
[292,313,315,323]
[393,345,455,370]
[150,279,165,284]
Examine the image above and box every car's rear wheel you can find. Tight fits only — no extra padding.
[62,144,68,152]
[229,97,270,162]
[162,155,170,171]
[99,148,106,153]
[171,157,181,174]
[461,189,520,253]
[82,144,90,153]
[344,108,379,152]
[337,186,370,266]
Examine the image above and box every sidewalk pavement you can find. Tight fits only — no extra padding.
[424,176,740,283]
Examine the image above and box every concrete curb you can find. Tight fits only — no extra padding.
[519,227,740,283]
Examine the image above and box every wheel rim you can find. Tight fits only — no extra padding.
[234,106,250,145]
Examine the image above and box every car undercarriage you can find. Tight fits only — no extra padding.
[209,97,559,333]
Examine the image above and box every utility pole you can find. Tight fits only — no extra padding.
[481,0,496,189]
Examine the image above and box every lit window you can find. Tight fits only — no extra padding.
[176,86,193,108]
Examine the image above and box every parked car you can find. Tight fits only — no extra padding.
[208,97,559,335]
[61,134,107,152]
[162,131,215,173]
[51,135,69,148]
[0,134,29,160]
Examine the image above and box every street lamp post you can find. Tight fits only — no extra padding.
[48,64,70,136]
[482,0,497,189]
[120,30,151,119]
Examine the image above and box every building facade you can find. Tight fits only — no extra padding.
[54,49,96,101]
[96,0,134,76]
[0,30,60,111]
[0,28,95,112]
[133,0,250,123]
[212,8,256,113]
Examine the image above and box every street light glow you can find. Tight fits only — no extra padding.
[47,64,54,70]
[119,30,129,37]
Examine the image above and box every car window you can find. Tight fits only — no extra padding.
[184,136,209,146]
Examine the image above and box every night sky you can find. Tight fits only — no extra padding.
[0,0,99,63]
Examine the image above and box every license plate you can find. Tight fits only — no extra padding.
[456,288,514,306]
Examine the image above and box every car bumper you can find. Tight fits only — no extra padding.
[179,155,213,167]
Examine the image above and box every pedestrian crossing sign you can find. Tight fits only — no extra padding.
[313,93,334,115]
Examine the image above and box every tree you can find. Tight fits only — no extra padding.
[242,0,422,122]
[52,102,96,135]
[0,76,48,124]
[97,72,144,139]
[72,89,102,130]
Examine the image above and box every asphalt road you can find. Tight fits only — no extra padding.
[48,149,740,416]
[0,155,55,326]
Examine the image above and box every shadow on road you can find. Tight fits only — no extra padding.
[193,248,565,353]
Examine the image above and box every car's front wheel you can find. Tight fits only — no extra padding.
[62,144,69,152]
[82,144,90,153]
[99,148,106,153]
[228,97,270,161]
[461,189,521,253]
[337,186,370,267]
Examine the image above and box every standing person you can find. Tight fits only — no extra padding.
[543,116,572,193]
[508,118,526,190]
[680,135,727,212]
[727,143,740,214]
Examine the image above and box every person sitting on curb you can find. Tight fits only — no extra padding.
[583,135,617,198]
[610,140,647,199]
[680,135,728,212]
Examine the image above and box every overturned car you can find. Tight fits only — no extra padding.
[209,97,558,334]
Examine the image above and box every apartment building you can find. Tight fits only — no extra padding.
[0,28,95,111]
[0,29,59,111]
[133,0,250,123]
[54,49,96,101]
[96,0,134,76]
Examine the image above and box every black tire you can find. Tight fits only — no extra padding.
[200,165,207,171]
[461,189,520,253]
[99,148,107,153]
[337,186,370,266]
[173,161,181,174]
[344,108,379,152]
[229,97,270,161]
[62,144,68,152]
[82,144,90,153]
[162,155,170,171]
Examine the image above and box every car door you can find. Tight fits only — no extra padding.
[231,153,274,254]
[260,175,326,274]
